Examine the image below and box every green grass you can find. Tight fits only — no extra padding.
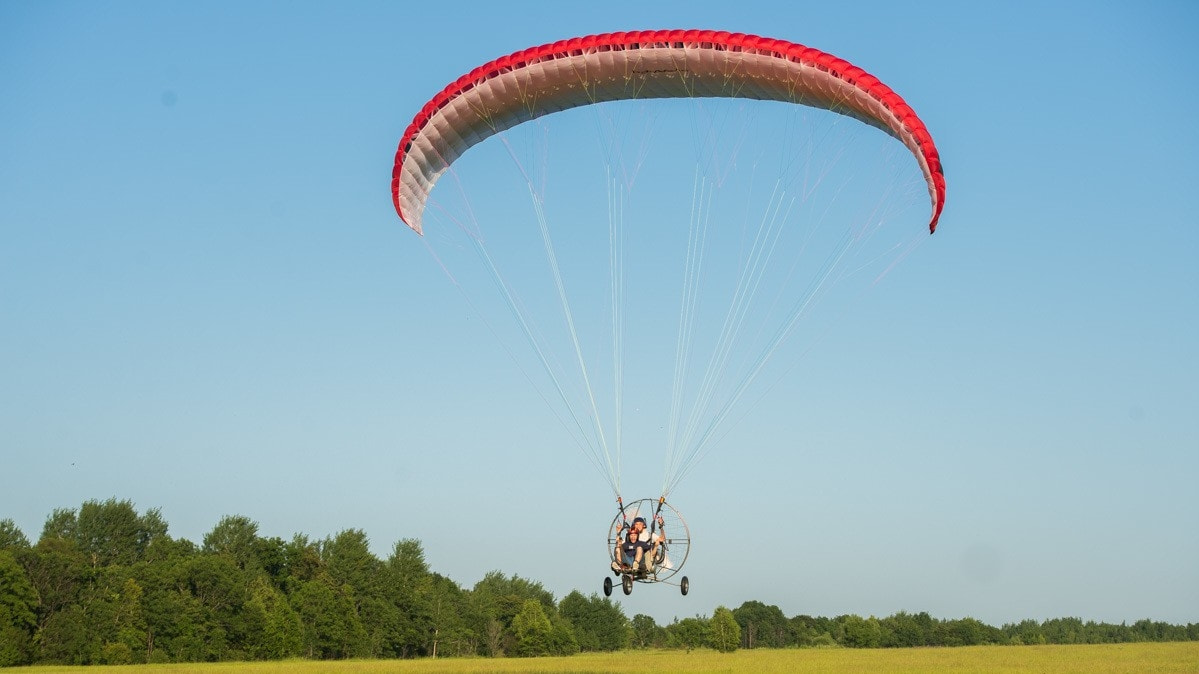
[21,643,1199,674]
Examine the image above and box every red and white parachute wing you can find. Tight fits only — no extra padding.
[392,29,945,234]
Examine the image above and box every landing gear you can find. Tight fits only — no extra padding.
[603,576,613,596]
[622,573,633,595]
[680,575,689,596]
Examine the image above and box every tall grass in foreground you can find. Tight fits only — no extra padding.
[18,642,1199,674]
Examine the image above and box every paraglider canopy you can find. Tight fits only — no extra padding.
[392,29,945,236]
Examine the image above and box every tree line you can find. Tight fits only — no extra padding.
[0,499,1194,666]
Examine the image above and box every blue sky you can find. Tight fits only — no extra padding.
[2,1,1196,627]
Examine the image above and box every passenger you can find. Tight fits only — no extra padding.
[612,527,640,572]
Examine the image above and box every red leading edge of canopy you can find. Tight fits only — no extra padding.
[391,29,946,233]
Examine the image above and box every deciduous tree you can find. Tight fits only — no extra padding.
[558,590,628,651]
[0,519,29,551]
[0,550,38,665]
[203,515,260,571]
[630,613,667,649]
[511,599,552,657]
[840,614,883,648]
[667,616,709,650]
[74,498,167,567]
[243,575,302,659]
[732,600,789,648]
[709,606,740,652]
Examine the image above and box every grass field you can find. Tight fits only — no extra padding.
[19,643,1199,674]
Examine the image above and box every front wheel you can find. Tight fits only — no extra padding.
[622,574,633,595]
[603,576,613,597]
[680,576,689,596]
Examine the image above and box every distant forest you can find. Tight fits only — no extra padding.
[1,498,1195,666]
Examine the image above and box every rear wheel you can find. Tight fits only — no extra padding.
[603,576,613,597]
[680,576,689,596]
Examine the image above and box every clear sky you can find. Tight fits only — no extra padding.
[2,1,1196,627]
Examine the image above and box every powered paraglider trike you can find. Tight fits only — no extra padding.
[391,30,945,595]
[603,498,690,596]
